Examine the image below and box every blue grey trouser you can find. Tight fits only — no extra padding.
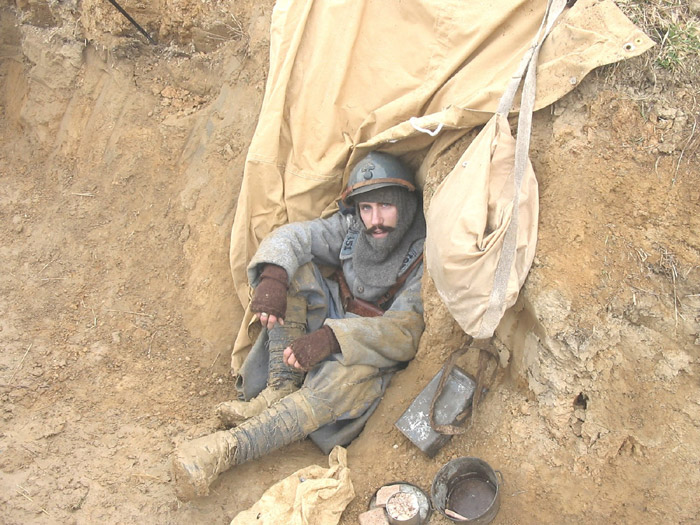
[236,263,395,453]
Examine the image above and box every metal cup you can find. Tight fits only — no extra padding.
[431,457,501,524]
[385,491,422,525]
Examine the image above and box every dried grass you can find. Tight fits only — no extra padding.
[616,0,700,78]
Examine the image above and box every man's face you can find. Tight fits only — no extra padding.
[358,201,398,239]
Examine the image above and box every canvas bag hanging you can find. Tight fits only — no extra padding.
[425,0,566,339]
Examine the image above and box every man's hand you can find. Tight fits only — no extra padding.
[255,312,283,330]
[250,264,288,330]
[283,346,302,369]
[283,326,340,371]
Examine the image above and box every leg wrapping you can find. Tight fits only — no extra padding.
[234,391,319,464]
[267,294,307,389]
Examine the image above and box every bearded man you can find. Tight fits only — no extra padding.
[172,151,426,501]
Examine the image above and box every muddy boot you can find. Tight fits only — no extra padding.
[216,381,299,426]
[173,390,317,501]
[217,296,307,426]
[171,428,238,502]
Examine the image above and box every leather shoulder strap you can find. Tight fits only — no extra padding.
[377,253,423,308]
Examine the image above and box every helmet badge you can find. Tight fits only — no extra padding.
[361,163,375,180]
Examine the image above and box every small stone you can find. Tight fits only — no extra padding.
[656,106,677,120]
[376,484,402,507]
[12,215,25,233]
[657,142,676,154]
[358,507,389,525]
[133,327,150,339]
[179,224,190,243]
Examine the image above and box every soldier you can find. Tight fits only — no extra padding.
[172,152,426,501]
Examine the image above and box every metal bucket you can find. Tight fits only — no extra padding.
[431,457,501,524]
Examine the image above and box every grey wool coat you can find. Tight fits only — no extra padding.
[247,210,425,368]
[241,210,425,453]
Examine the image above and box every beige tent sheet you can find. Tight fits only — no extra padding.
[230,446,354,525]
[228,0,653,371]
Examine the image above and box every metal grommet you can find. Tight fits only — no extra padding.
[569,77,577,85]
[623,42,635,52]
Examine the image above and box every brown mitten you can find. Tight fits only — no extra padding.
[250,264,289,319]
[289,326,341,370]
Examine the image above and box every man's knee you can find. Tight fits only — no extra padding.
[282,294,307,326]
[288,262,323,294]
[302,362,383,422]
[287,262,333,331]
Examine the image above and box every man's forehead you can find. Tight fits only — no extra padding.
[357,201,394,206]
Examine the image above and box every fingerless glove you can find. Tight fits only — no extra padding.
[289,326,341,370]
[250,264,289,319]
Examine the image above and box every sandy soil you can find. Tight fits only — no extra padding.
[1,1,698,524]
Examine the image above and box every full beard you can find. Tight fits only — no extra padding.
[363,226,401,262]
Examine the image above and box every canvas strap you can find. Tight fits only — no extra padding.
[476,0,568,340]
[429,0,568,436]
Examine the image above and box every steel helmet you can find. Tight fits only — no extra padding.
[341,152,416,206]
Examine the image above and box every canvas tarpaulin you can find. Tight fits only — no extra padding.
[230,446,354,525]
[228,0,653,371]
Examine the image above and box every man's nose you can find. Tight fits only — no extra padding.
[371,207,383,225]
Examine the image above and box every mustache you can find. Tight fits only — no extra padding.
[365,226,395,235]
